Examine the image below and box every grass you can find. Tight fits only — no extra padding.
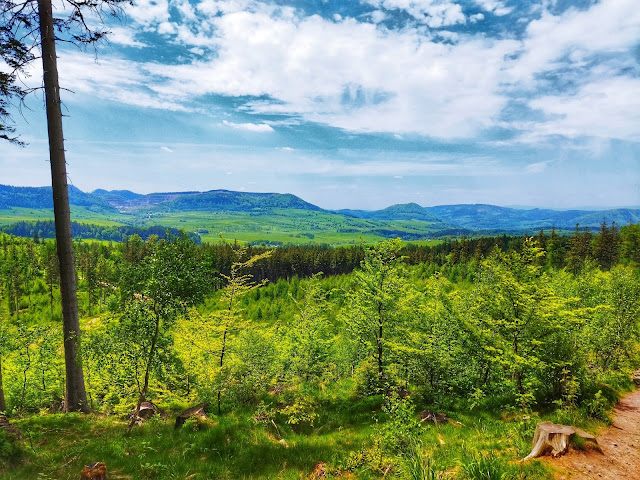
[0,207,129,228]
[0,394,567,480]
[0,207,447,246]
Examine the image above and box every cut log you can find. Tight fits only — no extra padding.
[418,410,462,426]
[419,410,448,424]
[524,422,598,460]
[80,462,107,480]
[175,402,210,429]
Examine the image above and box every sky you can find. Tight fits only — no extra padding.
[2,0,640,210]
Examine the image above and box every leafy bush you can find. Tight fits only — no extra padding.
[0,430,24,466]
[584,390,611,423]
[378,393,421,454]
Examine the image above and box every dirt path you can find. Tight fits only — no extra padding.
[549,388,640,479]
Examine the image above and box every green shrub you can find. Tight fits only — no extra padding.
[0,430,24,466]
[584,390,611,423]
[378,393,421,455]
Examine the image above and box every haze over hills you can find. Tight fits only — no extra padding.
[1,185,639,243]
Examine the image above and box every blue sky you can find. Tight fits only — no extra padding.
[2,0,639,210]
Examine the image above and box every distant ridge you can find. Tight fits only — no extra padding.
[92,189,201,210]
[0,184,116,212]
[1,184,638,234]
[338,203,443,223]
[426,204,640,231]
[162,190,324,212]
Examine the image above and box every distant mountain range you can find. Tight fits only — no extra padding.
[340,203,640,231]
[1,184,639,234]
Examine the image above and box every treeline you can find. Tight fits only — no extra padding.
[405,222,640,271]
[239,222,640,283]
[1,220,201,244]
[4,219,638,286]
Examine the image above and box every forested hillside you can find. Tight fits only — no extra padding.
[0,221,639,479]
[2,185,638,241]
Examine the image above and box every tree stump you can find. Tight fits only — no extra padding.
[175,402,210,429]
[524,422,597,460]
[0,415,22,439]
[80,462,107,480]
[138,401,156,420]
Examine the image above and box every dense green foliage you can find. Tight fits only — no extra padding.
[0,225,638,478]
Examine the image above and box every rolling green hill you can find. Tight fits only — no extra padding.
[161,190,324,212]
[338,202,444,223]
[0,184,116,213]
[1,184,638,244]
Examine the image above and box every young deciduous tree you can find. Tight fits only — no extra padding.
[344,238,413,389]
[286,273,332,383]
[176,244,272,413]
[621,223,640,265]
[468,239,578,410]
[116,235,209,421]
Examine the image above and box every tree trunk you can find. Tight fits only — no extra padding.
[377,302,383,378]
[0,355,6,412]
[138,310,161,408]
[218,325,228,414]
[129,310,160,430]
[37,0,89,413]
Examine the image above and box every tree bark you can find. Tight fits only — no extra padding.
[37,0,89,413]
[0,355,6,412]
[377,302,384,378]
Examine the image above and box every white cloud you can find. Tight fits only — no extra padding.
[107,26,146,48]
[137,8,518,138]
[362,0,466,28]
[473,1,512,16]
[161,146,174,152]
[56,53,190,112]
[45,0,640,144]
[508,0,640,87]
[370,10,387,23]
[222,120,275,132]
[505,0,640,143]
[127,0,170,27]
[527,77,640,143]
[525,161,547,174]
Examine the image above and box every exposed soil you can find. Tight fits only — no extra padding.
[548,389,640,479]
